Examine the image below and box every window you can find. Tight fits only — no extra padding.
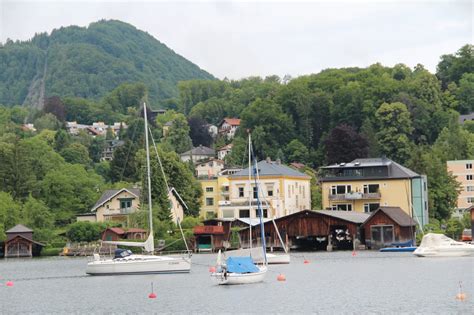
[205,198,214,206]
[467,163,473,169]
[468,197,474,204]
[222,210,234,218]
[268,189,273,197]
[331,204,352,211]
[238,187,244,197]
[467,186,474,192]
[363,184,379,194]
[364,203,380,213]
[239,209,250,218]
[467,175,473,181]
[255,209,268,218]
[331,185,352,195]
[288,186,291,197]
[206,187,213,192]
[253,186,258,199]
[120,199,132,209]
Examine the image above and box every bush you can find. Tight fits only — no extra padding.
[42,247,63,256]
[66,221,102,242]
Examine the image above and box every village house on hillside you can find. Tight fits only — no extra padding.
[447,160,474,218]
[180,145,215,163]
[218,118,240,140]
[195,158,225,178]
[101,139,125,161]
[319,157,429,226]
[217,143,233,160]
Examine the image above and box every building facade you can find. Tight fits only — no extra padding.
[320,158,429,226]
[195,159,225,178]
[180,145,216,163]
[218,118,240,140]
[218,159,311,219]
[447,160,474,217]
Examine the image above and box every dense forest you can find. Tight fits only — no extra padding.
[0,25,472,249]
[0,20,214,107]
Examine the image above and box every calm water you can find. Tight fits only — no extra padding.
[0,252,473,314]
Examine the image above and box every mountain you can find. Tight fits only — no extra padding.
[0,20,214,107]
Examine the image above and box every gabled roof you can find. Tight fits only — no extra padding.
[219,118,241,127]
[218,144,233,151]
[180,145,215,156]
[107,227,125,235]
[230,160,311,179]
[6,224,33,234]
[362,207,416,227]
[195,158,224,167]
[6,234,45,246]
[92,188,140,212]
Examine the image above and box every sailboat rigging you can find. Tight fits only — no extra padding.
[85,103,191,275]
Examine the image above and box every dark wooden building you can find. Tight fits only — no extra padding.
[238,210,370,251]
[101,227,147,241]
[193,225,225,252]
[361,207,416,249]
[4,224,44,258]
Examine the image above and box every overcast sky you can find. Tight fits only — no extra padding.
[1,0,472,79]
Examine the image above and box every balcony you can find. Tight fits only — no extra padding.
[329,192,381,200]
[120,207,134,214]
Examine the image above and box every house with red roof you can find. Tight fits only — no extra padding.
[218,118,241,140]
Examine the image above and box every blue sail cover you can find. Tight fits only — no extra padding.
[226,257,259,273]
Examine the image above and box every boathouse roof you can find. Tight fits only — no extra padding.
[6,224,33,234]
[362,207,416,227]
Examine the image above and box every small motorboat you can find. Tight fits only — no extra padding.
[380,240,417,252]
[414,233,474,257]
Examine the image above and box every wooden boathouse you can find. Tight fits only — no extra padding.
[4,224,44,258]
[238,210,370,251]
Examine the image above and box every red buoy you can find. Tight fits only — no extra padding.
[277,274,286,281]
[352,251,357,257]
[148,292,157,299]
[209,266,216,273]
[304,259,310,264]
[6,281,13,287]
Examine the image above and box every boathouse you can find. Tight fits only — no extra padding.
[238,210,369,251]
[4,224,44,257]
[101,227,147,241]
[361,207,416,249]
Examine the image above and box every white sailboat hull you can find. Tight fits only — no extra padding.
[86,254,191,275]
[224,248,290,264]
[211,265,267,285]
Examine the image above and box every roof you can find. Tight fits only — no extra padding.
[230,160,311,179]
[196,158,224,167]
[92,188,140,212]
[6,234,45,246]
[315,210,370,224]
[218,144,233,151]
[362,207,416,227]
[320,157,420,181]
[106,227,125,235]
[6,224,33,234]
[180,145,215,156]
[219,118,241,127]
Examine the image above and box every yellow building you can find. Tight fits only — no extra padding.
[320,158,429,226]
[198,169,235,218]
[447,160,474,217]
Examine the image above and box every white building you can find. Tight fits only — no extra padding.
[218,118,241,140]
[217,144,233,160]
[180,145,216,163]
[195,158,225,178]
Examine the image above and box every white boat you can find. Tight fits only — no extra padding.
[86,103,191,275]
[211,133,268,285]
[413,233,474,257]
[224,247,290,264]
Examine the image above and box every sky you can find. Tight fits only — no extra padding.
[1,0,472,79]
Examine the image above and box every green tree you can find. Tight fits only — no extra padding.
[66,221,103,242]
[375,102,414,163]
[34,113,61,131]
[285,139,309,163]
[22,195,54,230]
[60,143,92,165]
[54,129,71,152]
[457,73,474,114]
[163,114,193,154]
[0,192,21,240]
[436,44,474,88]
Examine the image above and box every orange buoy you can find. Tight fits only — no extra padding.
[6,281,13,287]
[148,292,157,299]
[304,259,310,264]
[277,274,286,281]
[209,266,216,273]
[456,281,466,301]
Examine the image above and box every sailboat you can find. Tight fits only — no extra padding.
[211,133,268,284]
[86,103,191,275]
[223,136,290,264]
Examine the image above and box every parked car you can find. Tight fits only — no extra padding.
[461,229,472,242]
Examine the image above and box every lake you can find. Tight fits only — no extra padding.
[0,251,472,314]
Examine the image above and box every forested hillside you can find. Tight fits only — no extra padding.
[0,20,214,107]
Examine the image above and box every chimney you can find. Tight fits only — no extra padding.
[266,157,271,163]
[276,158,281,165]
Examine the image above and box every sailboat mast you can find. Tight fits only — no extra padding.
[143,103,154,239]
[248,132,253,249]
